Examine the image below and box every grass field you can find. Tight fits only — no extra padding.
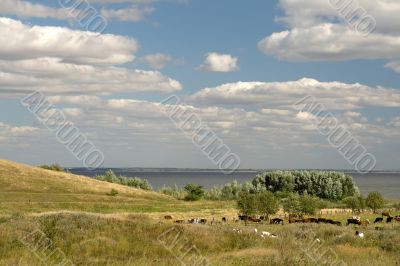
[1,159,399,265]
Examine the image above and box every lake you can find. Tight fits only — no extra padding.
[69,169,400,199]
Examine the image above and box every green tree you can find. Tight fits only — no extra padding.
[343,196,365,213]
[184,184,205,201]
[298,194,319,216]
[256,191,279,220]
[237,190,257,224]
[282,194,301,217]
[366,191,385,213]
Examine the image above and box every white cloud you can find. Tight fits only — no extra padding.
[140,53,175,69]
[198,53,239,72]
[101,5,153,22]
[0,0,68,19]
[0,17,139,65]
[0,0,153,23]
[0,18,183,96]
[0,58,182,95]
[190,78,400,110]
[259,0,400,62]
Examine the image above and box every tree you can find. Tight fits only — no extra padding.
[256,191,279,220]
[184,184,205,201]
[366,191,385,213]
[237,190,257,224]
[343,196,365,213]
[282,194,301,217]
[298,194,319,216]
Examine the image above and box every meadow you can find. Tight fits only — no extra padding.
[1,159,399,265]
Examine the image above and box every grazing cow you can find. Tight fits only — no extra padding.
[175,220,185,224]
[200,219,207,224]
[347,219,361,226]
[355,231,364,238]
[238,215,248,221]
[303,218,318,223]
[270,218,284,225]
[249,217,262,223]
[164,215,173,220]
[387,217,394,223]
[359,220,370,227]
[333,221,342,226]
[374,217,384,223]
[382,212,391,217]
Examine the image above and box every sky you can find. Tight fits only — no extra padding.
[0,0,399,170]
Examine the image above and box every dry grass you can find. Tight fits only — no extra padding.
[1,159,400,265]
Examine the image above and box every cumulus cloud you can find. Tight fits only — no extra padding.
[259,0,400,62]
[0,18,183,96]
[0,17,139,65]
[190,78,400,110]
[0,58,182,95]
[198,53,239,72]
[140,53,175,69]
[0,0,68,19]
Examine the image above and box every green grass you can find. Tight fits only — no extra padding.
[0,159,400,265]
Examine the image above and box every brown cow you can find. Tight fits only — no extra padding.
[395,216,400,222]
[382,212,391,217]
[359,220,370,227]
[164,215,173,220]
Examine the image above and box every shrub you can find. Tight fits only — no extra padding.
[108,189,118,197]
[366,191,385,213]
[39,163,67,172]
[184,184,205,201]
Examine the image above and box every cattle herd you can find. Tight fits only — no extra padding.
[164,212,400,227]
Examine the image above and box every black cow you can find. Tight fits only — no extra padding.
[374,217,384,223]
[270,218,284,225]
[347,219,360,225]
[387,217,394,223]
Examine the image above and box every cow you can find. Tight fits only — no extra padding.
[303,218,318,223]
[222,217,227,222]
[164,215,173,220]
[347,219,360,225]
[387,217,394,223]
[374,217,384,223]
[249,217,262,223]
[395,216,400,222]
[270,218,284,225]
[332,221,342,226]
[200,219,207,224]
[382,212,391,217]
[238,215,248,221]
[359,220,370,227]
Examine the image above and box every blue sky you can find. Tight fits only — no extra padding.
[0,0,399,170]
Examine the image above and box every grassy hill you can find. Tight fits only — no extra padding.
[0,159,399,266]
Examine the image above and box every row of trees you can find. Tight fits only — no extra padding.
[252,171,359,201]
[94,170,153,191]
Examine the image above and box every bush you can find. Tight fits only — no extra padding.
[108,189,118,197]
[39,163,67,172]
[281,193,321,217]
[343,196,365,213]
[366,191,385,213]
[184,184,205,201]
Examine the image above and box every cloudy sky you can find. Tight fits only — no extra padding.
[0,0,399,170]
